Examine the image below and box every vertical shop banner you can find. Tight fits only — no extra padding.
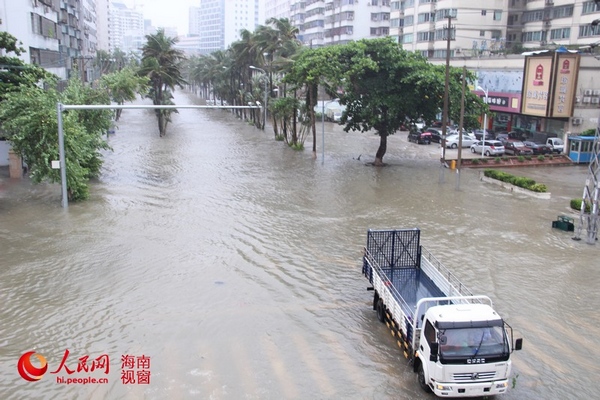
[521,55,553,117]
[550,54,579,118]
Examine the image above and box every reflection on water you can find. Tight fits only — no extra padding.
[1,91,598,399]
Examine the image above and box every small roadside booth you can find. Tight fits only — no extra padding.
[568,136,597,164]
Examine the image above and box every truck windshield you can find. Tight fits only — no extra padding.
[439,326,508,357]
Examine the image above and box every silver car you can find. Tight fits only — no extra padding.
[445,133,478,148]
[470,140,505,156]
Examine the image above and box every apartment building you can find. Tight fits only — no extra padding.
[507,0,600,50]
[108,1,144,54]
[290,0,392,48]
[195,0,262,55]
[0,0,97,80]
[390,1,600,58]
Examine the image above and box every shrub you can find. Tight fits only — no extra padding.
[472,159,480,165]
[525,155,532,161]
[517,156,525,162]
[571,198,591,212]
[502,156,509,161]
[530,183,547,193]
[481,158,488,163]
[548,155,554,160]
[537,155,545,161]
[494,157,501,163]
[483,169,547,192]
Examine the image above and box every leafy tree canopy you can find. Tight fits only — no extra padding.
[0,76,112,201]
[0,31,53,102]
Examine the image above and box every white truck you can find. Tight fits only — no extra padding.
[362,228,523,397]
[546,137,564,153]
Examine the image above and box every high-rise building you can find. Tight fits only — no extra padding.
[196,0,262,54]
[96,0,110,51]
[393,0,600,58]
[108,1,144,54]
[288,0,391,48]
[265,0,292,20]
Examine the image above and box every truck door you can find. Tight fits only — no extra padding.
[421,320,437,361]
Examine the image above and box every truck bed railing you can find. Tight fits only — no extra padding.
[364,249,414,317]
[420,247,478,300]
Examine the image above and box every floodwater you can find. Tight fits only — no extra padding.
[1,91,598,400]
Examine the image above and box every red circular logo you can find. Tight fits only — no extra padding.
[17,351,48,381]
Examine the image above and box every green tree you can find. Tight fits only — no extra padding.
[287,37,485,165]
[100,67,149,120]
[139,29,187,137]
[0,32,51,102]
[0,77,112,201]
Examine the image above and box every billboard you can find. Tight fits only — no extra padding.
[550,54,579,118]
[520,52,580,118]
[521,55,553,117]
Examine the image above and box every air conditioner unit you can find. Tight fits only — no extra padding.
[456,47,461,53]
[593,90,600,96]
[584,89,593,96]
[592,97,600,104]
[583,96,591,103]
[572,117,582,125]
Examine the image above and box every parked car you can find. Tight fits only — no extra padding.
[546,137,564,153]
[470,140,505,156]
[408,130,432,144]
[523,141,552,155]
[495,133,509,143]
[504,140,534,156]
[473,129,494,140]
[445,133,478,148]
[424,128,443,143]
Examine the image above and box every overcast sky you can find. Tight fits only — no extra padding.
[123,0,198,35]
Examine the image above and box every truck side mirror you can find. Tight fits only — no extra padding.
[514,338,523,351]
[429,343,439,362]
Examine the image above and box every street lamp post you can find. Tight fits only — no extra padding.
[321,100,334,164]
[250,66,268,130]
[477,86,489,156]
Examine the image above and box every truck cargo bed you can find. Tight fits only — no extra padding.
[382,267,445,312]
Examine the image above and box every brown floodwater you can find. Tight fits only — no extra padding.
[1,91,598,400]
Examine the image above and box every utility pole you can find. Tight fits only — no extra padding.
[440,15,452,182]
[456,66,466,190]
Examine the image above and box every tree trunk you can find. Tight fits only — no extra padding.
[374,133,388,166]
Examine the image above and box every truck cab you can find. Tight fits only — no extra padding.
[415,302,522,397]
[546,137,564,153]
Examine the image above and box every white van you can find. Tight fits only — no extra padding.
[546,137,564,154]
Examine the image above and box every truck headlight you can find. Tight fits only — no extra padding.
[495,382,508,389]
[436,384,452,391]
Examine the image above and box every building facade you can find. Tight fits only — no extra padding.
[108,1,144,54]
[196,0,262,55]
[289,0,392,48]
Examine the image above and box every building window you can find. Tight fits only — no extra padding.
[480,30,485,37]
[417,13,435,23]
[579,24,600,37]
[481,10,487,16]
[550,28,571,40]
[521,30,545,42]
[435,8,457,20]
[582,1,600,14]
[553,5,574,19]
[493,10,502,21]
[401,33,414,43]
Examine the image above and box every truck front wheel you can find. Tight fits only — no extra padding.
[418,364,432,393]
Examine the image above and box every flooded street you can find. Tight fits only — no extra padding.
[1,91,599,400]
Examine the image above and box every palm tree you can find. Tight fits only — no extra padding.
[138,29,187,137]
